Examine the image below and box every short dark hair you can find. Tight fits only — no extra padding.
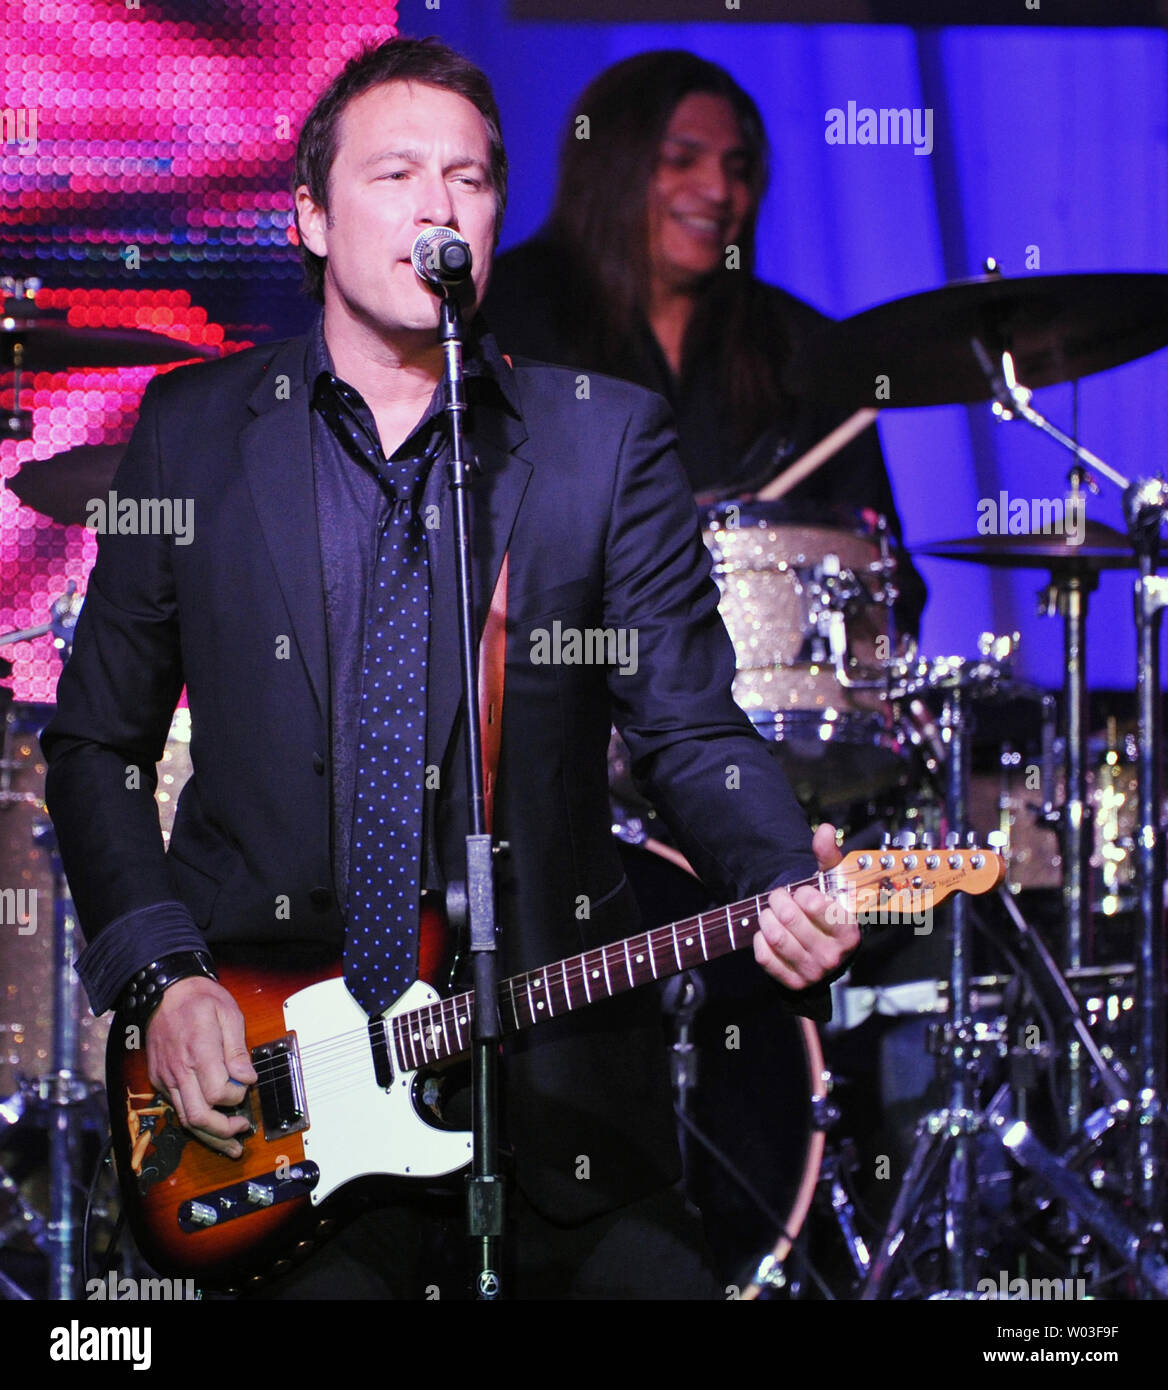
[293,36,508,302]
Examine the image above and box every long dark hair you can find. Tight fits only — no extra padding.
[547,51,790,454]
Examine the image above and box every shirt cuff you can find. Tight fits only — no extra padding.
[75,901,209,1015]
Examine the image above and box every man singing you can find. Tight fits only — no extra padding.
[42,36,857,1299]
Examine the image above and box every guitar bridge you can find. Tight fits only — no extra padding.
[252,1035,308,1138]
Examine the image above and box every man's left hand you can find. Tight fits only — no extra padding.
[754,823,859,989]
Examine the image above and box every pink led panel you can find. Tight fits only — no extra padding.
[2,2,400,703]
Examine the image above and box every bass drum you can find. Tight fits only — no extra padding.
[616,833,826,1295]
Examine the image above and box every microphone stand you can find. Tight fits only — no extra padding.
[435,285,505,1300]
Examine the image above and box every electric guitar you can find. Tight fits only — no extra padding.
[108,844,1004,1286]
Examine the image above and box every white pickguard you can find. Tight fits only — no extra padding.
[282,978,472,1204]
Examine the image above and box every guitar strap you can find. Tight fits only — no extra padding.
[478,551,508,835]
[477,352,514,837]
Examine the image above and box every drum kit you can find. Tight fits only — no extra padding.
[3,265,1168,1299]
[613,264,1168,1299]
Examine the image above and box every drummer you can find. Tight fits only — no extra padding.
[483,49,926,633]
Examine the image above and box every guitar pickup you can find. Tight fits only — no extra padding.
[177,1162,319,1234]
[251,1035,308,1139]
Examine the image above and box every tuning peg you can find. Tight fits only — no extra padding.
[945,831,961,849]
[965,830,980,849]
[919,830,934,850]
[881,831,893,849]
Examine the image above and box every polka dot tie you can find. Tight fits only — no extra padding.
[317,377,433,1017]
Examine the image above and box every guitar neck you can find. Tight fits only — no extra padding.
[383,846,1004,1075]
[387,892,764,1073]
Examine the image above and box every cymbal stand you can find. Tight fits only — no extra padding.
[977,340,1168,1226]
[1035,556,1096,1130]
[1125,480,1166,1226]
[861,659,985,1298]
[33,821,88,1300]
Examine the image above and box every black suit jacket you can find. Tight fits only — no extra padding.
[42,331,818,1222]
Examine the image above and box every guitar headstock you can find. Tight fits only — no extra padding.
[830,834,1006,921]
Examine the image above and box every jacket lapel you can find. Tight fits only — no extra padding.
[241,337,328,716]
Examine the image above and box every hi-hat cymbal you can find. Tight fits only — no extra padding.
[788,272,1168,409]
[1,314,218,370]
[917,519,1134,569]
[7,444,125,525]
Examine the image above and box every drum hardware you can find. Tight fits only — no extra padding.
[857,629,1153,1299]
[663,971,704,1183]
[612,834,833,1298]
[811,1138,870,1284]
[963,321,1168,1223]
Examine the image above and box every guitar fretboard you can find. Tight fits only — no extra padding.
[378,844,1001,1075]
[385,889,783,1075]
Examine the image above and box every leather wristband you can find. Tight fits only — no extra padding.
[118,950,218,1027]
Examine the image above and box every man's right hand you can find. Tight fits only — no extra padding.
[145,976,258,1157]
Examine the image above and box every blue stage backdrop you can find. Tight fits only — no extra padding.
[419,3,1168,693]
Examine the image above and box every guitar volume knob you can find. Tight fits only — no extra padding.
[246,1182,274,1207]
[185,1201,218,1228]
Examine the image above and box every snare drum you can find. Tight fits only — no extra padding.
[703,502,907,804]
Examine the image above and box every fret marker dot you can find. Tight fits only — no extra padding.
[684,936,693,946]
[635,954,644,963]
[592,970,600,979]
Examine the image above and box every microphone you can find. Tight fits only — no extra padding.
[410,226,473,290]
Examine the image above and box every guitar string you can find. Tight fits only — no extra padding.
[241,862,973,1088]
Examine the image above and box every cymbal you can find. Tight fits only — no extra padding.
[916,519,1134,569]
[788,272,1168,409]
[1,315,218,370]
[7,444,125,525]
